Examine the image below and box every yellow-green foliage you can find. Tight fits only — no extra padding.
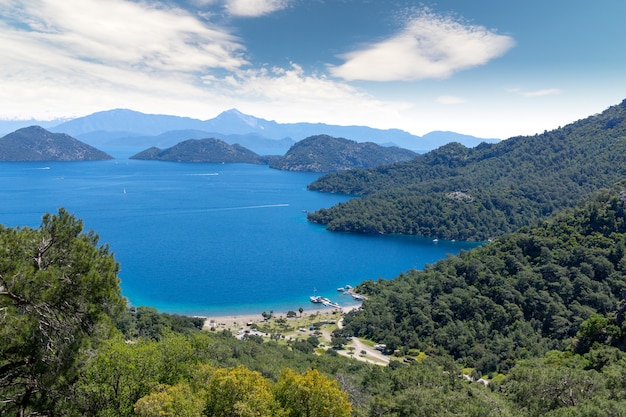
[274,368,352,417]
[133,365,352,417]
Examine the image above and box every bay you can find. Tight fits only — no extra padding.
[0,158,481,316]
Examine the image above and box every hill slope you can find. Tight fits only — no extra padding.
[269,135,417,172]
[0,126,113,161]
[129,138,270,164]
[307,99,626,240]
[341,182,626,373]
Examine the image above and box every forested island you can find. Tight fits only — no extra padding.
[0,126,113,161]
[129,137,274,164]
[131,134,417,172]
[269,134,417,172]
[307,99,626,241]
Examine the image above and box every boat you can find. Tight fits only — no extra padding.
[337,287,344,292]
[310,295,322,303]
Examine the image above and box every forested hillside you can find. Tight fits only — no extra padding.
[342,183,626,375]
[308,99,626,240]
[2,202,626,416]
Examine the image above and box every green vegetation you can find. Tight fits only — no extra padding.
[3,165,626,415]
[342,184,626,374]
[0,209,124,414]
[269,134,417,172]
[308,99,626,241]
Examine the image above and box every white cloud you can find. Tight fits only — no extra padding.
[507,87,562,98]
[0,0,410,130]
[0,0,252,119]
[437,95,466,105]
[522,88,562,97]
[1,0,246,72]
[329,10,514,82]
[200,64,413,127]
[225,0,290,17]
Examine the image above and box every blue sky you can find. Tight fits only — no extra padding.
[1,0,625,138]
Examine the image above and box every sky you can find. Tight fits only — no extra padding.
[1,0,625,139]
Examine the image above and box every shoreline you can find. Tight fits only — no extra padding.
[201,304,361,331]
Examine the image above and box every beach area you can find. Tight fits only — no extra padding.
[201,304,361,332]
[200,302,390,366]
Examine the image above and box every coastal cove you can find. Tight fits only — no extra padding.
[0,157,481,316]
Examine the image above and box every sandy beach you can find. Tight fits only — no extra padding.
[201,304,361,331]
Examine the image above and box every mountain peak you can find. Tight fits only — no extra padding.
[212,108,268,130]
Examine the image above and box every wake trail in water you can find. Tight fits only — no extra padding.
[96,203,291,218]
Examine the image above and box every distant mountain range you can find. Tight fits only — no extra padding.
[0,109,500,155]
[0,126,113,161]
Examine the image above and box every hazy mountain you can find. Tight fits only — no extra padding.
[42,108,498,153]
[129,138,272,164]
[0,119,62,136]
[270,135,417,172]
[77,128,295,155]
[51,109,207,136]
[0,126,113,161]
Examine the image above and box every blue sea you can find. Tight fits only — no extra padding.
[0,154,481,316]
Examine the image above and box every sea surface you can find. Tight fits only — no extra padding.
[0,155,481,316]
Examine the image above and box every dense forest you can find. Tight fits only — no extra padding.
[341,184,626,371]
[2,184,626,415]
[307,99,626,241]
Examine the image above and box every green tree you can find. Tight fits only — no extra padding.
[198,364,283,417]
[134,383,203,417]
[274,368,352,417]
[73,337,162,417]
[0,208,125,416]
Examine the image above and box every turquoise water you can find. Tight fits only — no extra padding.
[0,159,481,316]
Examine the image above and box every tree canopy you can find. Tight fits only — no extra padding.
[0,208,125,416]
[341,184,626,373]
[308,99,626,241]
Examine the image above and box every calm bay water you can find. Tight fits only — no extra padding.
[0,157,481,316]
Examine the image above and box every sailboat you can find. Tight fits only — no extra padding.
[310,288,322,303]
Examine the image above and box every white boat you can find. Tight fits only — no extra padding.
[310,295,322,303]
[337,287,345,292]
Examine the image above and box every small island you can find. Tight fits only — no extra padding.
[0,126,113,161]
[269,134,417,172]
[129,137,274,164]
